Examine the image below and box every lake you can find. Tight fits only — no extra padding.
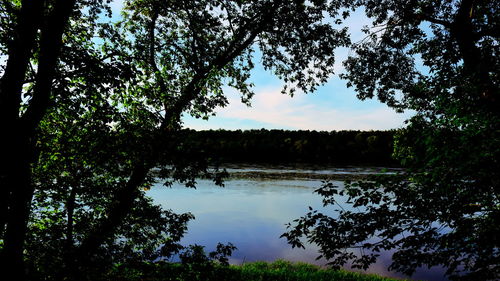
[148,165,448,281]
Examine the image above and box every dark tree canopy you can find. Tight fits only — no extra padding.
[176,129,397,166]
[283,0,499,280]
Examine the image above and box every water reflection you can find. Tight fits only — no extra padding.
[148,167,448,281]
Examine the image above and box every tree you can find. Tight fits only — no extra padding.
[0,0,79,278]
[0,0,352,280]
[282,0,499,280]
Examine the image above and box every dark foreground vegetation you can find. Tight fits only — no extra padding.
[180,129,397,166]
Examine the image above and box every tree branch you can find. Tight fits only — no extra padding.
[21,0,77,135]
[75,1,282,261]
[419,14,451,28]
[0,0,43,121]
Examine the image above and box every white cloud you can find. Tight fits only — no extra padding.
[184,87,412,131]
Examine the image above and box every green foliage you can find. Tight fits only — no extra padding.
[109,260,398,281]
[284,0,499,280]
[2,1,497,280]
[1,0,356,280]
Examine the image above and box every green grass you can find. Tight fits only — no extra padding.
[110,260,402,281]
[225,260,399,281]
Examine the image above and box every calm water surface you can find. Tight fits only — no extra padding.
[148,166,447,281]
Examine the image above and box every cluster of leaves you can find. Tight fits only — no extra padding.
[283,0,499,280]
[283,168,499,279]
[95,243,237,281]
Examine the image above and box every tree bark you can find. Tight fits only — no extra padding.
[0,0,43,240]
[0,1,43,280]
[0,0,76,279]
[0,141,34,281]
[63,183,79,281]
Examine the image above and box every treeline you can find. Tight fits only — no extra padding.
[178,129,398,166]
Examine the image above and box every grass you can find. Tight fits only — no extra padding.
[226,260,399,281]
[110,260,402,281]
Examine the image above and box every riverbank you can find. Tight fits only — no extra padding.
[110,260,403,281]
[222,164,402,181]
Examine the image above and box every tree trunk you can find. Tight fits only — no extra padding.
[0,0,76,279]
[75,164,148,264]
[0,1,43,279]
[0,142,34,281]
[63,184,79,281]
[0,0,43,240]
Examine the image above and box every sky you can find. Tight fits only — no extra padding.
[109,1,413,131]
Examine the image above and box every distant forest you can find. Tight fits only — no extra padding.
[179,129,398,166]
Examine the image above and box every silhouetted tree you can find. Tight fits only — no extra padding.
[0,0,352,280]
[283,0,499,280]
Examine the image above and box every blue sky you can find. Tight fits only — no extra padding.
[110,1,413,131]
